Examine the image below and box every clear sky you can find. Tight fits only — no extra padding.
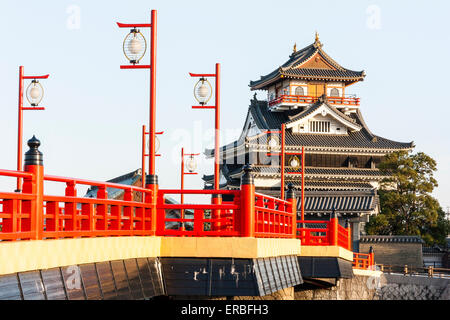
[0,0,449,210]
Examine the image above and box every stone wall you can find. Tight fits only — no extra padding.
[360,243,423,267]
[295,272,450,300]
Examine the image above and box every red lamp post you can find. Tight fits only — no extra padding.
[141,124,163,189]
[189,63,222,230]
[266,123,305,220]
[189,63,221,191]
[16,66,49,192]
[180,148,200,204]
[117,10,158,190]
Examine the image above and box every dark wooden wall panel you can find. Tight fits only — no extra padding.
[61,266,85,300]
[18,271,46,300]
[95,262,117,300]
[110,260,132,300]
[123,259,144,300]
[0,274,22,300]
[136,258,156,298]
[40,268,66,300]
[79,264,102,300]
[147,258,165,296]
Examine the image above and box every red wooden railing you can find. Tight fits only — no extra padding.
[156,189,241,237]
[353,252,375,270]
[297,220,330,246]
[268,95,360,107]
[1,167,297,240]
[297,218,352,249]
[42,175,154,238]
[155,190,297,238]
[0,168,155,240]
[254,193,296,238]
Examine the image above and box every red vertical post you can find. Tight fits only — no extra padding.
[142,125,146,189]
[145,10,159,234]
[286,183,297,239]
[22,136,44,240]
[240,165,255,237]
[345,219,352,251]
[214,63,220,191]
[17,66,24,191]
[180,148,185,231]
[213,64,222,230]
[280,124,285,199]
[369,246,374,270]
[329,208,338,246]
[301,146,305,221]
[181,148,184,205]
[149,10,157,178]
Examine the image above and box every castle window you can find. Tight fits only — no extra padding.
[310,120,330,133]
[330,88,340,97]
[295,86,305,96]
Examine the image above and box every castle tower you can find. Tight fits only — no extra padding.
[202,34,414,251]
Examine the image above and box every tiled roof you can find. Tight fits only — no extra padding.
[250,41,365,89]
[255,188,378,214]
[302,190,377,213]
[360,235,425,244]
[84,169,142,199]
[246,99,414,150]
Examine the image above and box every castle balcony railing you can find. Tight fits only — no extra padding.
[268,94,360,108]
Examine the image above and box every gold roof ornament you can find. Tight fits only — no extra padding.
[293,43,297,53]
[313,31,322,48]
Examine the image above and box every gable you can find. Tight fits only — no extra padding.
[296,52,337,70]
[285,103,361,134]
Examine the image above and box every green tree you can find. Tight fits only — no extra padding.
[366,150,450,246]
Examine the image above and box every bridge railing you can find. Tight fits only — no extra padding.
[156,189,241,237]
[155,188,297,238]
[296,220,330,245]
[42,175,154,238]
[297,215,352,249]
[0,169,36,240]
[353,252,375,270]
[254,192,296,238]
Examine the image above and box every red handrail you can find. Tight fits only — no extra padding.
[268,95,360,107]
[353,252,375,270]
[254,192,295,238]
[0,168,155,240]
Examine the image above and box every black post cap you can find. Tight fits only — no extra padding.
[24,135,43,166]
[145,174,158,185]
[240,164,254,185]
[369,246,374,254]
[286,183,296,199]
[345,219,350,229]
[330,206,337,219]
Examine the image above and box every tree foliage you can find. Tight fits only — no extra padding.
[366,150,450,246]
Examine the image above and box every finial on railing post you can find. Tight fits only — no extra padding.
[345,218,352,251]
[241,164,254,185]
[369,246,375,269]
[24,135,43,166]
[286,183,298,238]
[23,135,44,240]
[329,206,338,246]
[240,164,255,237]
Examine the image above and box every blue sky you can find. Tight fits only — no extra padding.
[0,0,449,210]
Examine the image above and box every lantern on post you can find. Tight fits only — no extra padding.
[26,80,44,106]
[193,77,213,106]
[123,28,147,64]
[289,155,301,169]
